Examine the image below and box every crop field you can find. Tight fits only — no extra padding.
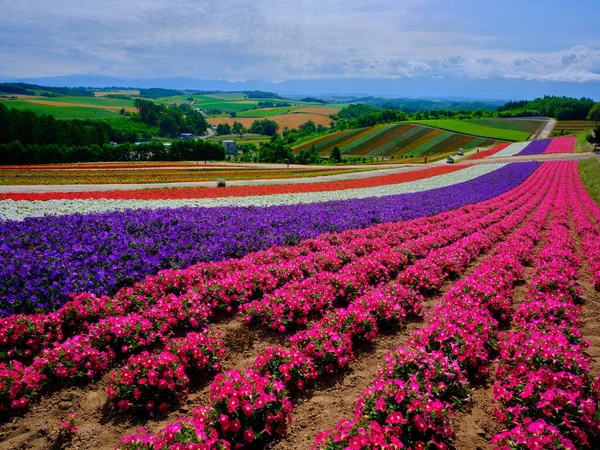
[1,158,600,450]
[412,119,532,141]
[0,100,125,119]
[235,106,303,118]
[554,121,597,133]
[295,123,497,158]
[208,111,333,130]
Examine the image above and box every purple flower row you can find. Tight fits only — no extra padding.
[0,163,539,315]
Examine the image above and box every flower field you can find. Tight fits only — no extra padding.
[487,136,576,158]
[1,160,600,450]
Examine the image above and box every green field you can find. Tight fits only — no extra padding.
[579,158,600,205]
[236,106,303,118]
[0,101,124,119]
[465,118,546,135]
[411,119,530,141]
[31,96,135,108]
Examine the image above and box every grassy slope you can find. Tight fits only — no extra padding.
[32,96,135,108]
[576,130,595,153]
[412,119,530,141]
[579,158,600,205]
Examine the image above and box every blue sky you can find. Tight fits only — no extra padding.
[1,0,599,95]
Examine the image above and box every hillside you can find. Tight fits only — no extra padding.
[293,123,497,158]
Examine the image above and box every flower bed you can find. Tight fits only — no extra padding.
[0,163,538,314]
[0,164,495,220]
[492,168,600,449]
[467,143,511,160]
[544,135,576,154]
[0,165,463,202]
[116,162,558,449]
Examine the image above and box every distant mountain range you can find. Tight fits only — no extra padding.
[1,75,599,101]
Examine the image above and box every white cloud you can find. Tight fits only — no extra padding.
[0,0,598,83]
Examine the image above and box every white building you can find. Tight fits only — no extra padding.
[222,140,236,156]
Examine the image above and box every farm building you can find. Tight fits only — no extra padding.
[222,140,237,155]
[179,133,194,140]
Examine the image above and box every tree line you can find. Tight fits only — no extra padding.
[133,99,208,138]
[0,139,225,165]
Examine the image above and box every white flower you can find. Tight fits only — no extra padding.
[0,164,507,221]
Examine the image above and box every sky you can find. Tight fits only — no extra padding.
[1,0,599,97]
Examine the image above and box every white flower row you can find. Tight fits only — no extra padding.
[0,164,507,221]
[489,142,530,158]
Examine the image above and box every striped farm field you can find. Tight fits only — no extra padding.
[340,124,411,156]
[553,121,596,132]
[295,123,499,159]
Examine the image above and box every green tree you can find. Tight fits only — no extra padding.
[330,146,342,163]
[249,119,279,136]
[159,115,179,138]
[588,103,600,127]
[587,127,600,149]
[232,121,245,135]
[258,135,294,163]
[216,123,232,136]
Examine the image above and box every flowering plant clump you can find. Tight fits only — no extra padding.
[319,306,378,344]
[33,335,113,381]
[411,306,498,379]
[0,313,63,362]
[355,378,455,448]
[118,416,228,449]
[165,329,225,373]
[254,346,318,392]
[58,413,79,441]
[88,314,161,356]
[492,419,579,450]
[289,325,354,376]
[108,351,189,415]
[0,360,46,411]
[206,369,292,445]
[378,346,470,407]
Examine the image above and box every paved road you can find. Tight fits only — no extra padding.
[537,118,557,139]
[1,153,593,194]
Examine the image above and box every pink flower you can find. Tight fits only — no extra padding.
[244,429,254,442]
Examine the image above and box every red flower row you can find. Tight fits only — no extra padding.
[0,166,462,201]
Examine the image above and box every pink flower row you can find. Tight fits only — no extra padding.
[313,162,564,449]
[116,163,558,448]
[544,136,576,154]
[492,163,600,450]
[0,328,225,415]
